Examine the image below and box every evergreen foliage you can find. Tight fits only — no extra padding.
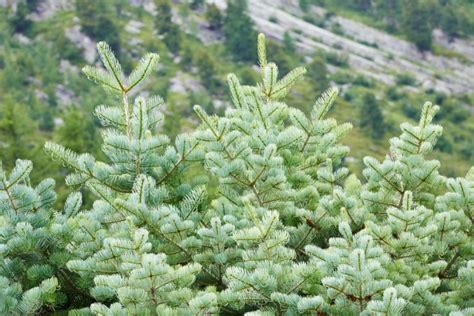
[0,97,36,170]
[306,56,329,96]
[0,33,472,315]
[76,1,121,55]
[206,4,224,31]
[223,0,258,62]
[154,0,182,53]
[0,160,87,314]
[401,0,433,51]
[359,93,385,140]
[309,0,474,50]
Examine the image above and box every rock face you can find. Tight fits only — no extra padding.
[207,0,474,95]
[125,20,144,35]
[169,71,203,94]
[65,25,97,64]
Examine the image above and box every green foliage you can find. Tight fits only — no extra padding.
[223,0,257,62]
[56,108,100,155]
[205,3,223,30]
[282,31,296,53]
[359,93,385,139]
[396,72,417,86]
[154,0,182,53]
[315,0,474,50]
[0,160,88,314]
[401,0,432,51]
[8,0,35,35]
[1,31,473,315]
[195,49,220,90]
[190,0,205,10]
[324,51,349,67]
[299,0,311,11]
[76,0,121,55]
[0,97,36,170]
[306,56,329,95]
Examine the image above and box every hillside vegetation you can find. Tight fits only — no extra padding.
[0,1,473,315]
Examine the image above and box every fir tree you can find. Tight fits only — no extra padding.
[194,34,357,313]
[56,108,100,156]
[44,42,211,314]
[306,55,329,96]
[359,92,385,140]
[0,33,472,315]
[205,3,224,31]
[154,0,181,53]
[0,97,35,170]
[0,160,88,314]
[223,0,257,62]
[76,0,121,56]
[402,0,433,51]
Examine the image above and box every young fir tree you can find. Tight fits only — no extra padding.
[154,0,182,54]
[205,3,223,31]
[359,92,385,140]
[0,34,472,315]
[0,159,87,314]
[45,42,214,314]
[193,34,364,314]
[223,0,257,62]
[304,103,473,314]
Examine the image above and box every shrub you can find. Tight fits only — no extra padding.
[353,75,374,87]
[401,102,419,119]
[386,86,402,101]
[358,92,385,139]
[205,3,223,30]
[325,51,349,67]
[396,72,417,86]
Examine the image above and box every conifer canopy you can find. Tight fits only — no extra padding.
[0,33,472,315]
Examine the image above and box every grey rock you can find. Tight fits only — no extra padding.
[206,0,474,95]
[65,25,96,63]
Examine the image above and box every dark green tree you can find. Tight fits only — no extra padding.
[374,0,402,33]
[8,0,35,34]
[306,55,329,95]
[56,108,99,155]
[190,0,205,9]
[223,0,257,62]
[205,3,223,30]
[76,0,121,55]
[283,31,296,53]
[402,0,433,51]
[441,5,460,40]
[359,92,385,139]
[265,40,299,75]
[154,0,181,53]
[0,97,34,169]
[299,0,310,11]
[195,50,219,90]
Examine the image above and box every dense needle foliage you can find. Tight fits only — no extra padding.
[0,34,472,315]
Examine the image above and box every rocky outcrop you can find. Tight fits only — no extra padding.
[65,23,96,64]
[207,0,474,95]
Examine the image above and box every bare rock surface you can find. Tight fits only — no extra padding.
[55,84,75,106]
[65,25,96,64]
[125,20,144,34]
[170,71,203,94]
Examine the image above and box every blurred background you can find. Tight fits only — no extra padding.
[0,0,473,201]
